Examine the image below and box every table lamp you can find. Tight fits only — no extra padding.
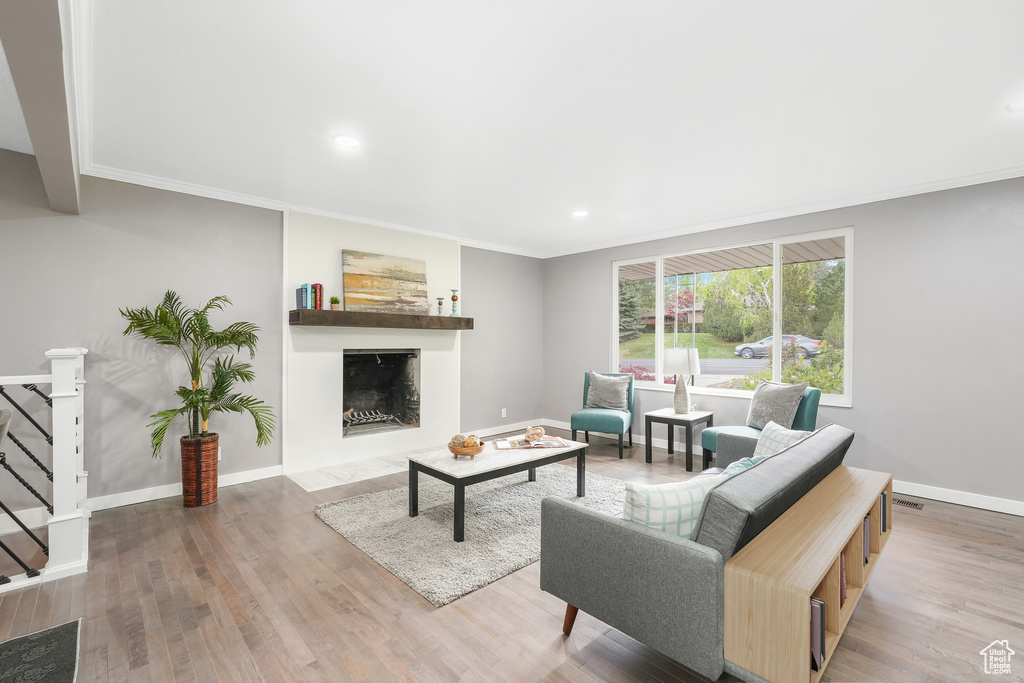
[664,347,701,414]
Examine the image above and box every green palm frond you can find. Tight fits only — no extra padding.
[175,384,207,408]
[119,303,181,345]
[146,407,189,457]
[122,290,277,457]
[209,357,255,404]
[210,394,277,447]
[200,295,232,314]
[161,290,184,318]
[206,322,260,358]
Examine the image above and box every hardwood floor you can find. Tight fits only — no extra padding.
[1,429,1022,682]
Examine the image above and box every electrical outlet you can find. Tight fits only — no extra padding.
[218,446,222,461]
[501,408,507,418]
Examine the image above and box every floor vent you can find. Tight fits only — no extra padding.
[892,497,923,510]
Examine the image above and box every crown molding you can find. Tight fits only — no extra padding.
[539,164,1024,258]
[81,160,1024,261]
[81,163,292,211]
[79,163,548,257]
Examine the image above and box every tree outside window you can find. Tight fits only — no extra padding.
[614,233,849,400]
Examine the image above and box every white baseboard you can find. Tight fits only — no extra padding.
[88,465,284,512]
[0,506,49,535]
[39,558,89,581]
[550,418,1024,517]
[544,418,571,432]
[219,465,283,487]
[542,417,684,452]
[467,419,545,439]
[894,480,1024,518]
[88,483,180,512]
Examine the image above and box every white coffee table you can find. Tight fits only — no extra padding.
[407,438,588,542]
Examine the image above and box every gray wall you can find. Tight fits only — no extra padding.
[543,176,1024,503]
[460,247,545,432]
[0,150,283,500]
[4,143,1022,506]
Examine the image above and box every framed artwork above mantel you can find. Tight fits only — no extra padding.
[342,250,429,315]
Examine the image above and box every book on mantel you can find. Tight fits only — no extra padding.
[295,283,324,309]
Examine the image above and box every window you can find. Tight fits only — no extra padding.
[614,230,851,403]
[616,261,656,381]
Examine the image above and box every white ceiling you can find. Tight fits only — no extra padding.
[6,1,1024,257]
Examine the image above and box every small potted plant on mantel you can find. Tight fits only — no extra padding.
[120,290,276,507]
[330,296,341,311]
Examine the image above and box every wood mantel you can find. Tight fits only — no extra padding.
[288,309,474,330]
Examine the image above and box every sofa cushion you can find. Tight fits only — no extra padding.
[570,407,632,433]
[691,424,854,560]
[746,380,808,429]
[752,420,811,459]
[586,372,631,411]
[623,474,727,538]
[700,425,762,453]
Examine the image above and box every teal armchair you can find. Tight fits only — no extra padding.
[700,386,821,468]
[570,372,634,459]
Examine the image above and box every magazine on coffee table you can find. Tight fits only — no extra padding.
[493,435,569,450]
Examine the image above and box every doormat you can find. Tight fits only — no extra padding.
[0,618,80,683]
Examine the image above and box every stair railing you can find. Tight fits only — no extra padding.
[0,347,88,591]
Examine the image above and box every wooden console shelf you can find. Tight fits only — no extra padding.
[724,466,893,683]
[289,309,473,330]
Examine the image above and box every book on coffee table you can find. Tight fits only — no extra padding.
[494,436,569,449]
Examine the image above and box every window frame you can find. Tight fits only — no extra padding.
[612,226,853,407]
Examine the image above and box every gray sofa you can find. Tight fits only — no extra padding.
[539,423,855,681]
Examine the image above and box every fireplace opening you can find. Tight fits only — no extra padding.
[342,349,420,437]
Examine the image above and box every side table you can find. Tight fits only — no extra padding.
[644,408,714,471]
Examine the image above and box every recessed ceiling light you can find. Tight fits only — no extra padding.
[334,135,361,149]
[1008,95,1024,112]
[572,210,589,219]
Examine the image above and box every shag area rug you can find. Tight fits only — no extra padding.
[0,618,80,683]
[316,465,625,606]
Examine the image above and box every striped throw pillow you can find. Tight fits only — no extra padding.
[623,474,727,538]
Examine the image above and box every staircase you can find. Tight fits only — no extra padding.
[0,348,89,592]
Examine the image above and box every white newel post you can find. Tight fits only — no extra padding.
[44,347,89,577]
[73,348,89,514]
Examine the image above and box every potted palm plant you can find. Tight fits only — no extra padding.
[120,290,276,507]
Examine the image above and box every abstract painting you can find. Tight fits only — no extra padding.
[342,250,429,314]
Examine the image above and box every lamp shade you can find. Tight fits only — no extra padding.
[664,347,701,376]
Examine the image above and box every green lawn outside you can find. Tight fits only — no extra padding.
[619,332,738,360]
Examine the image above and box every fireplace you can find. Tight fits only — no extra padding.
[342,349,421,437]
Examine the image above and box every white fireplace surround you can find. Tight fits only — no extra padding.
[284,211,462,474]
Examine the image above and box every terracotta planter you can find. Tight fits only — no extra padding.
[330,303,340,310]
[180,433,218,507]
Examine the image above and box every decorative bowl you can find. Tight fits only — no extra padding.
[448,444,484,458]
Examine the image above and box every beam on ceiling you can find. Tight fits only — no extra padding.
[0,0,80,214]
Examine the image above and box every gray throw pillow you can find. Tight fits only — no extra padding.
[746,380,808,429]
[585,372,631,411]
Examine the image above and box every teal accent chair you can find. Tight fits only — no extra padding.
[570,372,634,459]
[700,386,821,467]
